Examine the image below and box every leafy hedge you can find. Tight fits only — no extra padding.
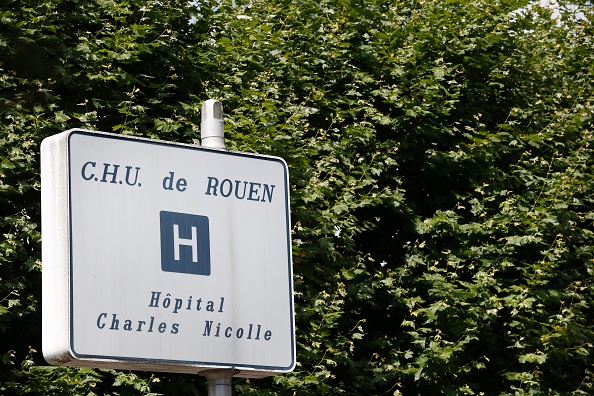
[1,0,592,394]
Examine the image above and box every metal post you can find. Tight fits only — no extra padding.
[201,99,226,149]
[204,370,234,396]
[200,100,233,395]
[207,376,232,396]
[201,370,236,396]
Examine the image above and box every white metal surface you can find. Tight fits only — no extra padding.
[41,129,295,376]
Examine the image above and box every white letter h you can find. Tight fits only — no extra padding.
[173,224,198,262]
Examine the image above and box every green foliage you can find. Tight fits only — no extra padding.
[1,0,593,394]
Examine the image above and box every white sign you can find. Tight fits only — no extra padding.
[41,129,295,377]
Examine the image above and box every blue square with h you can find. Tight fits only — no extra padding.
[160,211,211,275]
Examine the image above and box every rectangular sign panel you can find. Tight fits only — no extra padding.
[41,129,295,377]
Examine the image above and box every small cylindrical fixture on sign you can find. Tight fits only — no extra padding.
[201,99,226,149]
